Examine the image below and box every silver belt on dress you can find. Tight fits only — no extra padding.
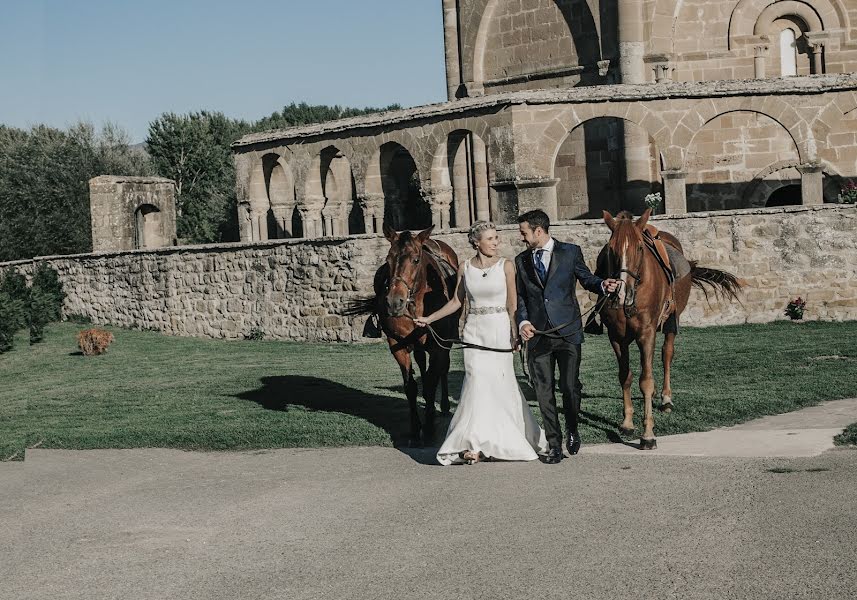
[469,306,507,315]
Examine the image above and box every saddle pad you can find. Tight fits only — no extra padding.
[665,244,691,281]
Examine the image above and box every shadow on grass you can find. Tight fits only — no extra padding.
[235,375,450,464]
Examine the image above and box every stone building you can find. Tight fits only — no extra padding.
[232,0,857,241]
[88,176,177,252]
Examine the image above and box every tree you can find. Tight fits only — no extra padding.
[0,122,151,261]
[146,112,249,244]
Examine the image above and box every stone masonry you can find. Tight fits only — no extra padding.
[89,176,177,252]
[230,1,857,244]
[3,205,854,342]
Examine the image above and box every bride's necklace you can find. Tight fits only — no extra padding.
[474,256,500,277]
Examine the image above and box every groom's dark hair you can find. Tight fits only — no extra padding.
[517,209,550,233]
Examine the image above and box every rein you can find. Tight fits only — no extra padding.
[413,294,611,354]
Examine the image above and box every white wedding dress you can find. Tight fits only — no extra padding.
[437,258,548,465]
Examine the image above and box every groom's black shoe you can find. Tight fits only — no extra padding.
[545,447,564,464]
[566,431,582,456]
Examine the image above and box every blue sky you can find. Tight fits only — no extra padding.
[1,1,447,142]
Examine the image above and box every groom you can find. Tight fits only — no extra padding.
[515,210,620,464]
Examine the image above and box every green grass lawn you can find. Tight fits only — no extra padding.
[2,320,856,460]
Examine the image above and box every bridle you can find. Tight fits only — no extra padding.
[607,238,645,318]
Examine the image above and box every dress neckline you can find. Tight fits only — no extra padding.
[469,257,503,276]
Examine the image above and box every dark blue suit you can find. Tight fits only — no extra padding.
[515,240,604,449]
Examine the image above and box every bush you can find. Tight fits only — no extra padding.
[0,271,30,352]
[785,297,806,321]
[28,264,65,343]
[245,327,266,341]
[77,328,115,356]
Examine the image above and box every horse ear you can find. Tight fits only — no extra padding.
[416,225,435,243]
[635,208,652,230]
[603,210,616,232]
[382,223,399,243]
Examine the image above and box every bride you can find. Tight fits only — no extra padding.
[414,221,547,465]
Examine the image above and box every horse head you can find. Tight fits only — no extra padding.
[603,208,652,314]
[382,223,435,317]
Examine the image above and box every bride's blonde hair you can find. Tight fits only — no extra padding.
[468,221,496,249]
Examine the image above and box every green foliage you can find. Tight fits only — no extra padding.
[244,327,266,341]
[0,271,29,352]
[0,265,64,350]
[785,296,806,320]
[253,102,401,132]
[838,180,857,204]
[835,423,857,446]
[0,123,152,262]
[28,264,66,344]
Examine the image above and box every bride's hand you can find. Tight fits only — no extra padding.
[413,316,431,328]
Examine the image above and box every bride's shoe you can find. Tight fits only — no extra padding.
[459,450,485,464]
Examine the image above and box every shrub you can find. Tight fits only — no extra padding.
[837,180,857,204]
[77,328,115,356]
[785,297,806,321]
[644,192,663,212]
[245,327,265,341]
[0,271,30,352]
[28,264,65,344]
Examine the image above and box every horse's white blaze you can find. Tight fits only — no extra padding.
[617,241,629,306]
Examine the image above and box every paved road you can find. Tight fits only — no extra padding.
[2,445,856,600]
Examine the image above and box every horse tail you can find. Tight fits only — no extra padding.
[342,296,377,317]
[689,262,743,304]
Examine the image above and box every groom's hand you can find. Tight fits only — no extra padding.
[603,278,621,293]
[520,323,536,341]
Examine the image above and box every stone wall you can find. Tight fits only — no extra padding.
[2,205,854,342]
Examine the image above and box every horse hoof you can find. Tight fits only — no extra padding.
[660,402,674,413]
[640,438,657,450]
[619,427,635,437]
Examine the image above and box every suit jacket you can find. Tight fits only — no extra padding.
[515,240,604,347]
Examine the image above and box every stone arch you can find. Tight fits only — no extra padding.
[648,0,684,56]
[265,155,296,239]
[314,145,360,236]
[133,204,163,249]
[472,0,602,89]
[684,110,803,211]
[728,0,850,49]
[366,141,431,231]
[675,98,813,168]
[430,129,491,228]
[551,115,665,219]
[247,152,296,241]
[545,103,673,174]
[744,158,844,206]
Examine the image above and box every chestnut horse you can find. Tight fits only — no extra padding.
[598,209,741,449]
[348,224,460,444]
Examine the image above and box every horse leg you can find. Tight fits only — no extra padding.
[422,350,439,440]
[661,330,676,413]
[393,348,421,445]
[637,330,658,450]
[611,339,634,436]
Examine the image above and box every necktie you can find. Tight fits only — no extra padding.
[534,249,547,284]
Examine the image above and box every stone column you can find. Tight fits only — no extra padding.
[238,202,253,242]
[358,193,385,234]
[472,140,491,222]
[754,43,769,79]
[442,0,461,100]
[301,194,326,239]
[798,163,824,206]
[270,205,293,238]
[618,0,646,84]
[424,186,453,230]
[491,178,560,224]
[661,169,688,214]
[809,42,824,74]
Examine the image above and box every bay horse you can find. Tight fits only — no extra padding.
[598,208,742,449]
[348,224,460,444]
